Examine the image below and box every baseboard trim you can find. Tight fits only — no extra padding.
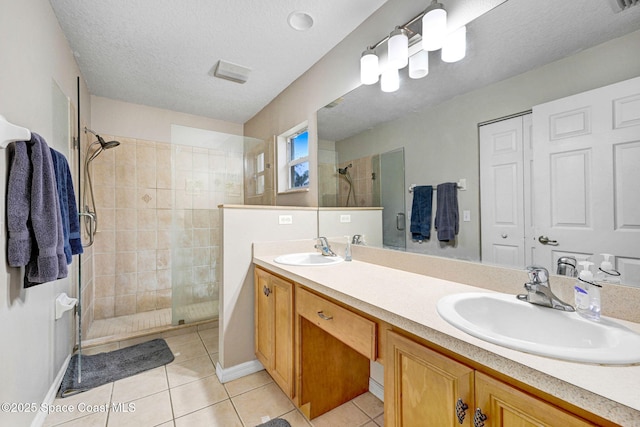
[215,359,264,384]
[369,377,384,402]
[31,354,71,427]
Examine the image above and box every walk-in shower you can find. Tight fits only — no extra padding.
[81,127,120,246]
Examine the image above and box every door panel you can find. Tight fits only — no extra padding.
[532,76,640,283]
[480,115,532,268]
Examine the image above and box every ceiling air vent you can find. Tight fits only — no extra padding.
[212,60,251,84]
[609,0,639,11]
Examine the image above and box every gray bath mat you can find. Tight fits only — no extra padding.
[256,419,291,427]
[59,338,174,397]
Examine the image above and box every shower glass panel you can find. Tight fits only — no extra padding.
[169,125,259,325]
[378,148,406,250]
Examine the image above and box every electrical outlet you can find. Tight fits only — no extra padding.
[278,215,293,225]
[340,215,351,223]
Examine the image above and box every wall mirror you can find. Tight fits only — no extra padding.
[316,0,640,286]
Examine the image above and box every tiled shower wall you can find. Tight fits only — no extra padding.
[337,155,374,207]
[89,135,242,322]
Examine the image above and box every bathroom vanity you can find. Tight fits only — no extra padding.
[253,241,640,426]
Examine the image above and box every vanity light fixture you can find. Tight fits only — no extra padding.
[422,2,447,51]
[360,48,379,85]
[409,50,429,79]
[441,25,466,63]
[358,1,468,91]
[381,68,400,93]
[388,27,409,69]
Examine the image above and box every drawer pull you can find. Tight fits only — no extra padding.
[317,311,333,321]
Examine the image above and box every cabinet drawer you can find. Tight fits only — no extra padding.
[297,287,376,359]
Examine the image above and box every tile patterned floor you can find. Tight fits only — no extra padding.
[45,325,384,427]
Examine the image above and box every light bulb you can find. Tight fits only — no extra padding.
[442,25,466,63]
[422,4,447,52]
[360,49,379,85]
[381,68,399,92]
[409,50,429,79]
[388,28,408,69]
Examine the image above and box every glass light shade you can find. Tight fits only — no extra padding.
[388,28,408,69]
[381,68,399,92]
[442,25,466,63]
[360,49,379,85]
[409,50,429,79]
[422,5,447,51]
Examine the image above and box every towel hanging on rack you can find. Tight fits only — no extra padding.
[410,185,433,242]
[434,182,459,242]
[7,133,68,287]
[51,148,83,263]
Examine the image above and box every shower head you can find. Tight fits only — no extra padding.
[96,134,121,150]
[338,164,352,175]
[85,127,121,150]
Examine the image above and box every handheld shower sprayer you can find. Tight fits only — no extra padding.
[338,163,352,175]
[337,163,355,207]
[81,127,121,247]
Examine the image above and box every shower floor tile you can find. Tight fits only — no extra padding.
[86,302,218,343]
[44,326,384,427]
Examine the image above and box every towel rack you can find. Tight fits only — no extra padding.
[0,114,31,149]
[409,179,466,193]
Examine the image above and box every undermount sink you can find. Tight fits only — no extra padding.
[274,252,344,266]
[437,292,640,365]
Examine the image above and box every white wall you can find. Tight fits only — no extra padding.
[336,30,640,261]
[218,206,317,378]
[0,0,89,425]
[318,208,383,248]
[244,0,505,208]
[91,96,243,143]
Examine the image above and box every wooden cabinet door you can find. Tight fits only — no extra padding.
[254,267,274,370]
[385,331,474,427]
[475,372,595,427]
[270,274,294,396]
[254,267,294,397]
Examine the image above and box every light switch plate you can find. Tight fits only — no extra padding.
[463,210,471,222]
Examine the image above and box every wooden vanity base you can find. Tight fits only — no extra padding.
[298,317,370,419]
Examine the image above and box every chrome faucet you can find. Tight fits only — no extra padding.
[314,237,337,257]
[352,235,364,245]
[517,266,575,312]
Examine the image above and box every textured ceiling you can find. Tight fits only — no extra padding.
[318,0,640,142]
[49,0,388,124]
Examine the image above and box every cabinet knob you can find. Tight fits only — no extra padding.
[473,408,488,427]
[263,286,271,297]
[455,398,468,424]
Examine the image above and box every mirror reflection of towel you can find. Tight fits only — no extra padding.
[410,186,433,241]
[435,182,459,242]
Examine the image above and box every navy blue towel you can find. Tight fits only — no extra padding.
[50,148,83,263]
[410,186,433,241]
[435,182,459,242]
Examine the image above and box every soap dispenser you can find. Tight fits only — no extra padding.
[344,235,352,262]
[575,261,600,321]
[595,253,621,285]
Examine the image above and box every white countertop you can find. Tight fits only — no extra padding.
[253,249,640,426]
